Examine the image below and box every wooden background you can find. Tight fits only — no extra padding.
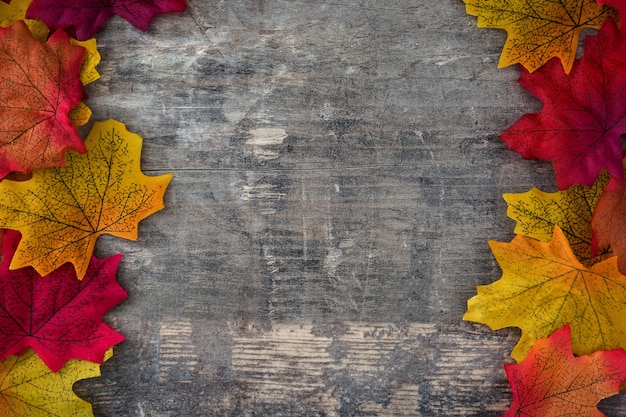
[72,0,626,415]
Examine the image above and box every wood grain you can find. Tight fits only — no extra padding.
[67,0,626,415]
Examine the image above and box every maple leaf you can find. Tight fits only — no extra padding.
[0,6,101,130]
[503,324,626,417]
[71,37,101,86]
[0,119,172,279]
[67,37,101,127]
[0,21,86,179]
[591,165,626,275]
[463,0,614,73]
[0,230,126,372]
[464,226,626,362]
[504,171,611,267]
[26,0,187,41]
[0,0,49,41]
[501,19,626,190]
[0,347,111,416]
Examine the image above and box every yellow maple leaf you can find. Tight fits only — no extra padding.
[68,38,100,127]
[463,0,615,73]
[71,37,101,86]
[0,119,172,279]
[0,348,111,416]
[504,172,611,267]
[464,227,626,362]
[0,0,48,41]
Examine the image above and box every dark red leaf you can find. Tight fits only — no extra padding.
[26,0,186,40]
[500,18,626,189]
[0,230,126,372]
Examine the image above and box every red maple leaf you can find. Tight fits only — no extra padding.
[500,18,626,190]
[0,230,126,372]
[0,21,86,179]
[503,325,626,417]
[26,0,187,40]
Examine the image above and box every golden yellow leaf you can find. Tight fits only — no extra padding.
[0,348,111,417]
[0,119,172,278]
[70,37,101,86]
[464,227,626,362]
[0,0,49,41]
[68,38,100,127]
[504,172,611,267]
[463,0,615,73]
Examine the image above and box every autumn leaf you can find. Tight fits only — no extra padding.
[464,226,626,362]
[0,0,49,41]
[463,0,614,73]
[503,324,626,417]
[68,38,101,128]
[0,119,172,279]
[0,230,126,372]
[0,4,101,130]
[501,19,626,190]
[0,348,111,416]
[71,37,101,86]
[26,0,187,40]
[591,164,626,275]
[0,21,86,179]
[504,171,611,267]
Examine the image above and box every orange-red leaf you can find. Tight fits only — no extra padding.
[0,21,86,179]
[504,325,626,417]
[0,119,172,278]
[592,166,626,274]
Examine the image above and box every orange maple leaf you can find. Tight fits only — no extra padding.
[464,227,626,362]
[591,168,626,275]
[0,119,172,278]
[503,325,626,417]
[463,0,615,73]
[0,21,86,178]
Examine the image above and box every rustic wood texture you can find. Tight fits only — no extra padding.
[69,1,626,415]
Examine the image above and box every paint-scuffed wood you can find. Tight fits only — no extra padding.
[69,0,626,416]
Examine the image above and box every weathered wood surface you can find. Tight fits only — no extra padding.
[72,1,626,416]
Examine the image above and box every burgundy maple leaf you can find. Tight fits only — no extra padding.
[500,18,626,190]
[0,230,126,372]
[26,0,187,40]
